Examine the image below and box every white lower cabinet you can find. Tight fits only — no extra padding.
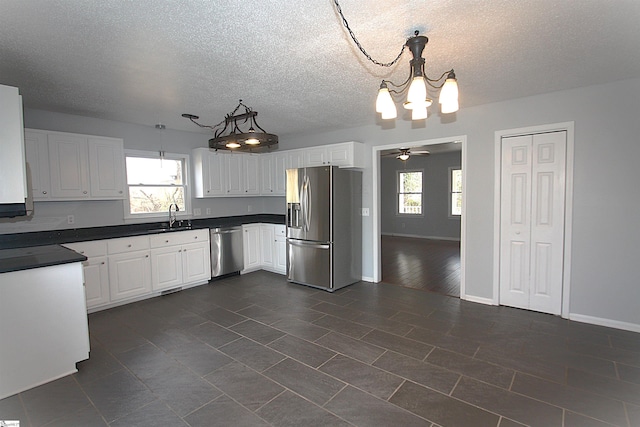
[150,229,211,291]
[242,223,286,275]
[274,225,286,274]
[63,229,210,312]
[63,240,110,309]
[242,224,261,273]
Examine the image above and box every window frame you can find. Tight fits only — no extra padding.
[449,166,462,217]
[396,169,424,216]
[123,149,192,222]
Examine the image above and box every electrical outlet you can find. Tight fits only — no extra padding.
[193,208,201,216]
[206,208,211,215]
[67,215,75,225]
[361,208,369,216]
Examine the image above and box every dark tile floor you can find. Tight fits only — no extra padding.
[381,235,460,297]
[2,271,639,426]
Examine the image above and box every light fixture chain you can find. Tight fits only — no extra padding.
[333,0,405,67]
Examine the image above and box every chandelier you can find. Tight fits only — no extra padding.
[333,1,459,121]
[182,100,278,151]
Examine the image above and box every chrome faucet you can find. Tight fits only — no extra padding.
[168,203,179,228]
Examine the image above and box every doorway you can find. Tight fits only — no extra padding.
[372,135,466,297]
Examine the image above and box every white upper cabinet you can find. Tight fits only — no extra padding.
[24,129,125,201]
[48,133,90,199]
[243,154,260,195]
[192,142,364,198]
[192,148,225,197]
[24,130,50,200]
[260,152,287,196]
[88,138,126,198]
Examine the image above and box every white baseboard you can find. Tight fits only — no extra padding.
[381,232,460,242]
[461,294,496,305]
[361,276,374,283]
[569,313,640,333]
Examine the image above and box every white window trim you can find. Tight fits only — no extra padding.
[123,149,192,222]
[396,169,424,217]
[449,166,462,218]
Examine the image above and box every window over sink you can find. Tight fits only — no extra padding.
[124,150,191,220]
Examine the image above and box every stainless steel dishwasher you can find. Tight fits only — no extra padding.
[210,226,244,277]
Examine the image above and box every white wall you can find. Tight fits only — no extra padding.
[279,77,640,329]
[4,78,640,329]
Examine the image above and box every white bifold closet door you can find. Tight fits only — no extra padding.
[499,131,566,315]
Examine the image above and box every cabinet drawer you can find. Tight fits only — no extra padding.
[107,235,150,254]
[274,225,285,236]
[149,229,209,248]
[63,240,108,258]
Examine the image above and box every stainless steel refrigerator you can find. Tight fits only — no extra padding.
[286,166,362,291]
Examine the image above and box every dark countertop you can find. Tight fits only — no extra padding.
[0,245,87,274]
[0,214,285,250]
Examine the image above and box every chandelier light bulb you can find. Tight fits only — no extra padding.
[226,141,241,149]
[381,104,397,119]
[376,85,394,114]
[439,75,459,113]
[406,76,427,106]
[411,106,428,120]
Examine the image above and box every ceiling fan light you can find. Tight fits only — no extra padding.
[407,76,427,105]
[397,153,410,161]
[411,106,428,120]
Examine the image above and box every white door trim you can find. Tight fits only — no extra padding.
[493,122,574,318]
[372,135,468,300]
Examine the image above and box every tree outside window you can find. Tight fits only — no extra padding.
[398,170,423,214]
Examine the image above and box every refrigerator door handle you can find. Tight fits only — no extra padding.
[301,174,311,232]
[287,239,330,250]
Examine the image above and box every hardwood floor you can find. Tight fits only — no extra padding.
[381,235,460,297]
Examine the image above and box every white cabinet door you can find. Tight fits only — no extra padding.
[225,154,244,195]
[304,147,327,167]
[287,150,305,169]
[261,154,275,195]
[24,130,51,200]
[327,142,365,168]
[150,246,183,291]
[88,137,125,199]
[108,250,152,301]
[82,256,110,308]
[260,224,275,269]
[48,133,90,199]
[63,240,110,309]
[243,154,260,195]
[205,151,226,196]
[273,152,287,195]
[274,225,286,274]
[182,240,211,284]
[242,224,261,272]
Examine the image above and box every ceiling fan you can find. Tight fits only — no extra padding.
[383,148,430,161]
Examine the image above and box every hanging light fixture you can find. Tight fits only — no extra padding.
[182,100,278,151]
[334,1,459,121]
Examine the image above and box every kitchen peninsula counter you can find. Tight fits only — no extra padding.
[0,244,86,273]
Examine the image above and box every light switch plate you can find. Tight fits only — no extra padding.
[361,208,369,216]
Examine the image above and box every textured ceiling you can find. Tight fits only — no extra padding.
[1,0,640,139]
